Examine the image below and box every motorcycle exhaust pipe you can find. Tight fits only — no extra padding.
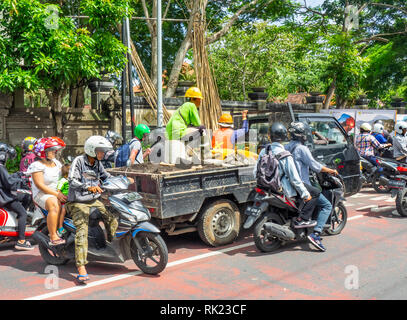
[379,176,389,185]
[264,222,296,241]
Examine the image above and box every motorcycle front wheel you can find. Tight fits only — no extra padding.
[253,214,283,253]
[396,188,407,217]
[131,232,168,275]
[326,202,347,235]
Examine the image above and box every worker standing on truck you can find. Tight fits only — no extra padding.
[164,87,205,164]
[165,87,205,141]
[212,110,249,150]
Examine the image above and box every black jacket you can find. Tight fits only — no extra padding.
[0,165,22,206]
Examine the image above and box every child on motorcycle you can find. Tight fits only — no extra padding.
[0,143,33,250]
[56,163,70,237]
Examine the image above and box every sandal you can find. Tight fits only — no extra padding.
[49,238,66,246]
[75,274,89,284]
[15,240,34,251]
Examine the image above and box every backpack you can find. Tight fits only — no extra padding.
[256,144,291,194]
[115,138,140,167]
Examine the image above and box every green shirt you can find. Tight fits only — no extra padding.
[165,102,201,140]
[57,177,69,196]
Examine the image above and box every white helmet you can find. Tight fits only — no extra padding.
[396,121,407,135]
[372,123,384,134]
[84,136,113,158]
[360,122,372,132]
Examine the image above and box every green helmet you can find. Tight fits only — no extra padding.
[134,124,150,140]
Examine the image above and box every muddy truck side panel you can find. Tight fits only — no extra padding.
[108,164,257,246]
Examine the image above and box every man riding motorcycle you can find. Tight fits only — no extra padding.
[286,121,339,251]
[255,122,319,229]
[66,135,133,283]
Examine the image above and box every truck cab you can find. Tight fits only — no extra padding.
[246,112,361,196]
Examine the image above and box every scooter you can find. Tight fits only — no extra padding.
[243,173,347,253]
[32,175,168,275]
[0,174,43,245]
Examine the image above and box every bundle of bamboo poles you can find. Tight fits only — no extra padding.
[192,2,222,131]
[129,40,171,124]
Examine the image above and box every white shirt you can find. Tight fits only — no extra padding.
[26,159,62,198]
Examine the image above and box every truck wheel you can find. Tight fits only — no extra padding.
[197,200,240,247]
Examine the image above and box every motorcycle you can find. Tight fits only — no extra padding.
[32,174,168,275]
[376,162,407,217]
[359,154,407,194]
[0,174,42,245]
[243,173,347,253]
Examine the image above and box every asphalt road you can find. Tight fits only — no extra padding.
[1,187,407,301]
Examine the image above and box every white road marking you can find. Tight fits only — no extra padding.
[25,242,255,300]
[348,215,364,221]
[371,196,392,201]
[350,194,371,198]
[355,205,378,211]
[370,206,396,213]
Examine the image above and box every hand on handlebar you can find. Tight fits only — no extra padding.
[88,186,103,194]
[329,169,339,176]
[303,195,312,203]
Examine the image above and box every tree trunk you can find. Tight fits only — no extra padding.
[323,77,336,109]
[46,88,66,137]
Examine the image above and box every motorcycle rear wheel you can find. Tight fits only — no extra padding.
[131,232,168,275]
[253,214,283,253]
[38,226,70,265]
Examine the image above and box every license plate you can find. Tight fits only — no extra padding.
[245,206,261,216]
[388,180,406,189]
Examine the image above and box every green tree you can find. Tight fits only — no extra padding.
[0,0,129,136]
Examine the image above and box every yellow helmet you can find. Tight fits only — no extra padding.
[185,87,203,100]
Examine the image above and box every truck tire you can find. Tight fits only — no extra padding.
[197,200,240,247]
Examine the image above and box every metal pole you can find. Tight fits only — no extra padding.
[121,19,127,141]
[157,0,163,128]
[126,17,136,138]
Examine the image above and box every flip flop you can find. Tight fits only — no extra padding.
[49,238,66,246]
[75,274,89,284]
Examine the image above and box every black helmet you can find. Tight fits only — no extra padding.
[0,143,16,165]
[269,122,288,142]
[105,130,123,146]
[288,121,309,143]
